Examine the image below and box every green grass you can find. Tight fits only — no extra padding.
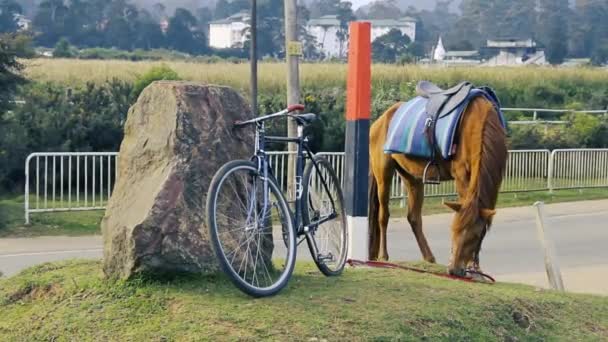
[389,187,608,217]
[0,260,607,340]
[2,188,608,238]
[0,196,103,238]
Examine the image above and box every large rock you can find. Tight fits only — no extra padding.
[102,81,254,279]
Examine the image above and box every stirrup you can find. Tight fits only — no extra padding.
[422,161,441,185]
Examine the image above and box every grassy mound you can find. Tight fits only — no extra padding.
[1,260,607,341]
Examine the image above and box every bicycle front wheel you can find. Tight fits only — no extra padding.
[206,160,296,297]
[302,156,348,276]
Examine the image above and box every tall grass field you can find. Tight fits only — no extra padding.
[23,59,608,98]
[22,59,608,124]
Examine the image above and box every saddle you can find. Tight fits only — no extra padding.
[416,81,473,119]
[415,81,474,184]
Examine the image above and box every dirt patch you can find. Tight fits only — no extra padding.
[585,321,608,337]
[167,299,184,315]
[4,283,63,304]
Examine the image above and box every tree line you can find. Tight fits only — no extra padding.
[407,0,608,65]
[1,0,607,64]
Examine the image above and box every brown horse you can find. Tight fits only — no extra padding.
[369,95,508,276]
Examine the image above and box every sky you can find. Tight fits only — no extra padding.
[349,0,373,9]
[347,0,457,11]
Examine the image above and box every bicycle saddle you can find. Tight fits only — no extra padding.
[290,113,317,125]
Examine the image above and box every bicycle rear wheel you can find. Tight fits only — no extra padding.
[302,156,348,276]
[206,160,296,297]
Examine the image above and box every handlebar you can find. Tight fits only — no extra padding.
[287,104,305,112]
[234,104,307,128]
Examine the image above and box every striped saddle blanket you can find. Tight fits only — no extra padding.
[383,88,505,160]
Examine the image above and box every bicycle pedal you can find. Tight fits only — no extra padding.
[318,253,335,262]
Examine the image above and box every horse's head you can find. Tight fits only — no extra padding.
[444,201,496,276]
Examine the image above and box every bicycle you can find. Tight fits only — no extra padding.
[205,104,348,297]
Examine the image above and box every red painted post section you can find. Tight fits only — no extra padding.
[346,22,372,121]
[344,21,371,261]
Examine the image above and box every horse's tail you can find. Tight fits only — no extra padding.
[457,98,508,231]
[368,171,380,260]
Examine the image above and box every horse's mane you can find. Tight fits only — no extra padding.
[454,97,507,232]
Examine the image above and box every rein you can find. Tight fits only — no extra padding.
[346,259,496,284]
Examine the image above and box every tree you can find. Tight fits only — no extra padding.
[213,0,231,20]
[298,5,321,60]
[451,0,537,50]
[167,8,206,54]
[53,37,74,57]
[196,6,213,36]
[570,0,608,59]
[0,34,27,190]
[241,0,285,58]
[33,0,69,47]
[136,9,166,49]
[103,0,140,50]
[447,40,474,51]
[538,0,569,64]
[335,1,355,57]
[591,41,608,66]
[0,34,24,112]
[372,28,411,63]
[0,0,22,33]
[407,1,457,56]
[361,0,402,20]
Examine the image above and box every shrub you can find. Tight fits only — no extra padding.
[1,80,134,191]
[131,64,181,98]
[53,38,75,58]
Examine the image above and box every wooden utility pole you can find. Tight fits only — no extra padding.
[250,0,258,116]
[284,0,301,200]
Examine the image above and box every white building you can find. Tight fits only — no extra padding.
[208,12,250,49]
[307,15,417,58]
[483,39,547,66]
[432,36,446,61]
[15,14,31,31]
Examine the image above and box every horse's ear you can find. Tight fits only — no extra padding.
[480,208,496,220]
[443,201,462,212]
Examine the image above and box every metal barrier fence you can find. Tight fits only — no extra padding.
[549,149,608,190]
[24,149,608,223]
[25,152,119,224]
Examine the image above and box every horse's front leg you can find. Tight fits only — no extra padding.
[404,178,436,263]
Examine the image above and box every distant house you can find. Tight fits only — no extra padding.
[208,12,250,49]
[443,51,480,65]
[482,38,547,66]
[430,37,480,65]
[307,15,416,58]
[14,14,31,31]
[160,18,169,34]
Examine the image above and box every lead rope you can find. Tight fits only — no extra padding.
[346,259,496,284]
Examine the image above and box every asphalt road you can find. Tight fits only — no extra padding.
[1,200,607,294]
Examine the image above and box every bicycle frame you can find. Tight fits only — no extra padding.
[251,120,338,237]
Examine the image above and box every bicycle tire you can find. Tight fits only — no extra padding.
[302,156,348,276]
[206,160,296,297]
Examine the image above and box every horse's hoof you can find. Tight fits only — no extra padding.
[448,267,466,277]
[425,256,436,264]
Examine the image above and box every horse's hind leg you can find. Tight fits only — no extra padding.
[403,177,436,263]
